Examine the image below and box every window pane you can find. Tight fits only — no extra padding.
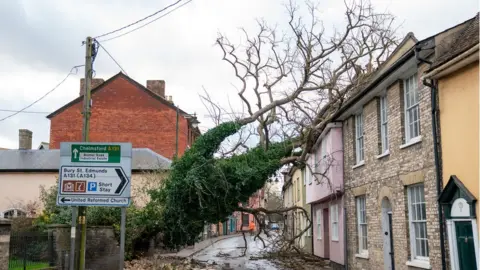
[416,238,422,256]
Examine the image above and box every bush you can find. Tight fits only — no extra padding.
[35,180,161,260]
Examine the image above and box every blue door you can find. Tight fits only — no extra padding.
[230,217,236,232]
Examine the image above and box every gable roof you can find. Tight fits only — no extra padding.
[0,148,171,172]
[46,72,190,119]
[38,142,49,150]
[430,13,479,70]
[438,175,477,204]
[332,34,418,120]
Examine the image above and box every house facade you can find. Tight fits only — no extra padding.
[0,130,171,217]
[47,73,200,159]
[282,171,295,239]
[290,166,312,253]
[335,32,447,270]
[424,14,479,270]
[236,189,265,232]
[306,122,344,268]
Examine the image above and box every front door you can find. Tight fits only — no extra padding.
[323,208,330,259]
[381,198,394,270]
[455,221,477,270]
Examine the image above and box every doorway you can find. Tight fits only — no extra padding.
[381,197,394,270]
[323,208,330,259]
[455,221,477,270]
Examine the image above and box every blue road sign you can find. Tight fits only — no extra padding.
[88,182,97,192]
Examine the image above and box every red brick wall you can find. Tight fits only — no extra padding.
[49,76,192,159]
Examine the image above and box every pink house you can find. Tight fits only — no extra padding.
[305,122,344,268]
[237,189,264,231]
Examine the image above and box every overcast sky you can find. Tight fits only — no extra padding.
[0,0,477,149]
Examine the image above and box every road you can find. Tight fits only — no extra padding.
[193,234,280,270]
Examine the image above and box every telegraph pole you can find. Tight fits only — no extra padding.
[78,36,94,270]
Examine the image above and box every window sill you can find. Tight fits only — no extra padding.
[352,161,365,169]
[331,238,339,242]
[355,253,369,260]
[376,150,390,159]
[406,260,431,269]
[400,136,422,149]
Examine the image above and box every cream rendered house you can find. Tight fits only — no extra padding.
[0,130,171,218]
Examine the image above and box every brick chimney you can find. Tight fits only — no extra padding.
[80,78,105,96]
[19,129,32,150]
[146,80,165,98]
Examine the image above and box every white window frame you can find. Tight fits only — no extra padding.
[308,154,314,185]
[303,166,306,185]
[380,95,389,153]
[320,138,327,172]
[316,209,322,240]
[1,208,27,219]
[330,204,339,241]
[407,184,429,262]
[296,178,300,202]
[304,215,311,237]
[404,74,421,142]
[355,112,364,164]
[356,196,368,254]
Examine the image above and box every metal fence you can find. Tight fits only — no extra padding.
[8,231,56,270]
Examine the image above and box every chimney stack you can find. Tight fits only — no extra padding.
[80,78,105,96]
[19,129,32,150]
[146,80,166,98]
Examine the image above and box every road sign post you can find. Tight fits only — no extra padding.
[57,142,131,269]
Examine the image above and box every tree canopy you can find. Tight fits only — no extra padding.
[149,121,293,249]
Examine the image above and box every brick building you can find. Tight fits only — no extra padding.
[333,32,446,269]
[47,72,200,159]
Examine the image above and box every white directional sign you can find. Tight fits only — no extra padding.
[57,142,132,207]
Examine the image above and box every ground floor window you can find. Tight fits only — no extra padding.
[356,196,368,254]
[1,209,26,219]
[407,184,429,260]
[316,209,322,240]
[242,213,249,226]
[330,203,339,241]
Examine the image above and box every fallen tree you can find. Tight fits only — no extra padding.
[149,122,296,249]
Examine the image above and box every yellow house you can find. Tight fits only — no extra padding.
[289,166,312,253]
[424,13,479,270]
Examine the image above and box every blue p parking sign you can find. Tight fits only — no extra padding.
[88,182,97,192]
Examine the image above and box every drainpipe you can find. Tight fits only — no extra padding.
[311,206,314,255]
[344,206,348,270]
[341,123,348,270]
[415,46,447,270]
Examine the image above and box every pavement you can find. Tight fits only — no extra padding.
[160,233,242,258]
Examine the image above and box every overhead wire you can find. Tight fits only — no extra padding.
[94,0,183,40]
[95,41,128,75]
[0,109,50,114]
[98,0,193,43]
[0,65,84,122]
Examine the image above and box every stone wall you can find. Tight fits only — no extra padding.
[0,219,11,270]
[49,225,120,270]
[343,64,444,270]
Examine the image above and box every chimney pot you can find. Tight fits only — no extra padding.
[146,80,166,98]
[19,129,32,150]
[80,78,105,96]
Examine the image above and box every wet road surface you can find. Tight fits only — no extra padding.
[193,234,280,270]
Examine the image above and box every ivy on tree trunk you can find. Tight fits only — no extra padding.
[148,121,293,249]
